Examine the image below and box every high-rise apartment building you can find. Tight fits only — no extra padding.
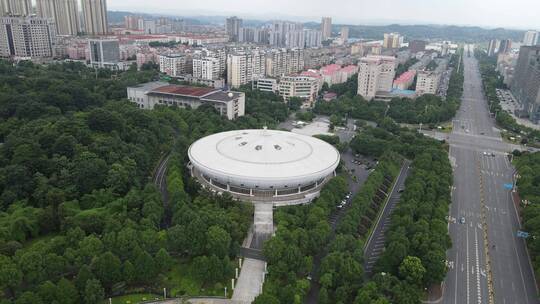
[88,39,121,69]
[383,33,403,49]
[487,39,500,57]
[82,0,108,35]
[416,70,441,95]
[193,57,220,80]
[340,26,349,42]
[498,39,512,54]
[321,17,331,40]
[512,45,540,123]
[227,49,266,88]
[0,16,56,58]
[285,30,305,49]
[269,21,303,47]
[226,16,242,42]
[1,0,32,16]
[357,55,396,100]
[523,30,539,46]
[279,75,319,103]
[265,48,304,77]
[304,29,322,48]
[159,54,193,77]
[124,15,141,30]
[36,0,79,35]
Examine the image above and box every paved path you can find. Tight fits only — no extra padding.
[231,258,266,303]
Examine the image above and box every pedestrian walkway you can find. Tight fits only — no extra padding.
[231,258,266,303]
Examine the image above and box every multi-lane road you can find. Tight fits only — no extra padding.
[441,45,538,304]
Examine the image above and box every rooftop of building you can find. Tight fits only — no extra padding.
[394,70,416,84]
[130,82,242,102]
[151,85,217,97]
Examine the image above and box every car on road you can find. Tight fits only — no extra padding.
[398,188,405,193]
[459,217,466,224]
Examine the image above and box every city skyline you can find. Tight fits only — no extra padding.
[105,0,540,30]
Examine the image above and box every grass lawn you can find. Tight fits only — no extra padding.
[103,293,163,304]
[162,258,229,298]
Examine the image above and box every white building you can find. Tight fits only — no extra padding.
[383,33,403,49]
[127,81,245,120]
[304,29,322,48]
[279,75,319,103]
[227,50,266,88]
[523,30,539,46]
[193,56,220,80]
[321,17,332,39]
[0,16,56,58]
[88,39,122,70]
[36,0,79,35]
[265,48,304,78]
[159,54,193,77]
[256,78,279,93]
[1,0,32,16]
[357,55,396,100]
[415,70,441,95]
[82,0,108,35]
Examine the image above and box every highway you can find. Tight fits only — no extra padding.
[441,45,538,304]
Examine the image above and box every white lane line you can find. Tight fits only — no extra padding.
[455,252,459,304]
[467,225,470,304]
[475,228,482,304]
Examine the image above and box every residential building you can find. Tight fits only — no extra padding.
[253,27,269,44]
[88,39,122,69]
[511,45,540,123]
[340,26,349,43]
[239,27,255,43]
[227,49,266,88]
[193,57,220,80]
[279,75,319,103]
[124,15,141,30]
[269,21,303,47]
[393,70,416,90]
[127,81,245,120]
[415,70,441,95]
[488,39,500,57]
[0,16,56,58]
[1,0,31,16]
[409,40,426,53]
[159,54,193,76]
[226,16,242,42]
[285,30,305,49]
[383,33,403,49]
[351,43,367,56]
[319,64,358,86]
[523,30,539,46]
[497,51,518,86]
[82,0,108,35]
[265,48,304,78]
[498,39,512,54]
[304,29,322,48]
[357,55,396,100]
[256,78,278,93]
[321,17,331,40]
[36,0,79,36]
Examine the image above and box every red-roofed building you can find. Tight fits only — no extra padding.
[393,70,416,90]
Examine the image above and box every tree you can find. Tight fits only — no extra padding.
[0,255,22,295]
[37,281,57,303]
[133,248,156,283]
[399,256,426,286]
[206,225,232,258]
[83,279,104,304]
[123,260,136,284]
[91,251,122,288]
[253,293,280,304]
[56,278,79,304]
[155,248,173,272]
[14,291,43,304]
[75,265,94,292]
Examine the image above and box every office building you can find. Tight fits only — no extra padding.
[279,75,319,103]
[409,40,426,53]
[416,70,441,95]
[487,39,500,57]
[227,49,266,88]
[82,0,108,35]
[128,82,245,120]
[383,33,403,49]
[36,0,79,35]
[255,78,278,93]
[159,54,193,77]
[1,0,31,16]
[498,39,512,54]
[523,30,539,46]
[340,26,349,42]
[357,55,396,100]
[226,16,242,42]
[193,57,220,80]
[88,39,122,69]
[321,17,331,40]
[511,46,540,123]
[0,16,56,58]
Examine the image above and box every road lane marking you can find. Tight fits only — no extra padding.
[475,228,482,304]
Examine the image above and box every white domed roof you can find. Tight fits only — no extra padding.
[188,129,340,189]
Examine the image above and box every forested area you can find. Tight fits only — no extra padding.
[255,176,349,303]
[0,60,277,303]
[475,51,540,144]
[515,152,540,278]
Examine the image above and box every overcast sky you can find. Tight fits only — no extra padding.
[106,0,540,30]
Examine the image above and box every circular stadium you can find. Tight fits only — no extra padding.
[188,128,340,205]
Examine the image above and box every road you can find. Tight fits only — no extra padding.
[363,160,410,275]
[153,153,172,228]
[440,45,538,304]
